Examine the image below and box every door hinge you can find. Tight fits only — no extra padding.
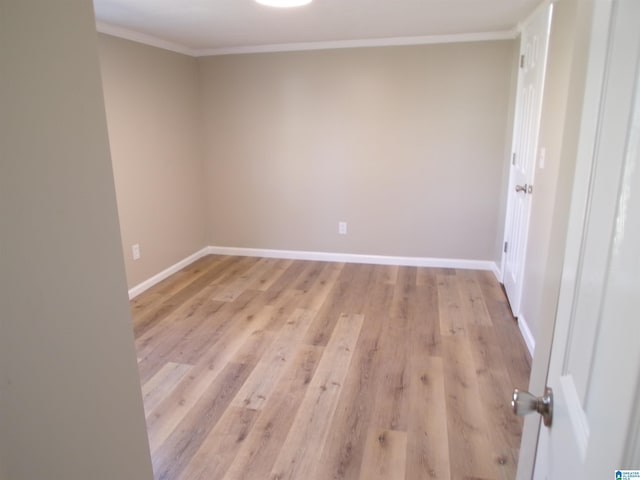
[504,241,509,253]
[512,152,516,165]
[520,54,525,68]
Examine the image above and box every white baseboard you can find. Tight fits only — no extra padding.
[207,245,499,272]
[128,247,210,299]
[129,245,502,300]
[517,314,535,356]
[491,263,503,284]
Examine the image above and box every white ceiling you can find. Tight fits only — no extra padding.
[93,0,541,56]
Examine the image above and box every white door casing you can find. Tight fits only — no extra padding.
[502,2,553,316]
[532,0,640,477]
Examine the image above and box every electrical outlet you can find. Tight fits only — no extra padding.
[338,221,347,235]
[132,244,141,260]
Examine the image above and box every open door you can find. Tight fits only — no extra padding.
[502,2,553,316]
[514,1,640,476]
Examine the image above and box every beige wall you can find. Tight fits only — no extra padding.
[199,42,516,260]
[99,34,207,288]
[516,1,593,477]
[0,2,153,479]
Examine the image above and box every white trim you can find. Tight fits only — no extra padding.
[206,245,498,271]
[515,0,552,34]
[96,22,195,56]
[491,262,503,284]
[95,21,516,57]
[195,30,517,57]
[128,245,503,299]
[624,370,640,464]
[127,247,210,299]
[560,375,590,461]
[517,314,535,356]
[501,3,553,316]
[498,252,505,286]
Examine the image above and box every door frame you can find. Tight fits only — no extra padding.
[516,0,635,476]
[499,0,552,317]
[534,0,640,475]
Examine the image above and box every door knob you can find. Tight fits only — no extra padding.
[515,184,533,194]
[511,387,553,427]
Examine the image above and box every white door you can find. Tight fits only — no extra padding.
[502,2,552,315]
[526,1,640,477]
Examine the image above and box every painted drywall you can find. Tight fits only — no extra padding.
[0,2,153,479]
[515,1,593,478]
[99,34,207,288]
[199,42,516,261]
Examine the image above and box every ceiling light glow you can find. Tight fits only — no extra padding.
[255,0,312,7]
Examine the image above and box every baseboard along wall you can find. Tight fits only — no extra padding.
[126,245,537,352]
[128,245,502,299]
[127,247,211,299]
[517,314,536,356]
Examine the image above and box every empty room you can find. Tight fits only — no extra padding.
[2,1,639,480]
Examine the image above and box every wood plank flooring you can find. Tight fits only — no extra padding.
[131,255,531,480]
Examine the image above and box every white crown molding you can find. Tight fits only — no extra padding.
[95,21,517,58]
[194,30,518,56]
[96,21,196,56]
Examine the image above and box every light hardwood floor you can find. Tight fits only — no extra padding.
[131,255,531,480]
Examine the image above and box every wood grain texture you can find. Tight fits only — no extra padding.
[359,428,408,480]
[223,344,323,480]
[269,313,364,480]
[131,255,531,480]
